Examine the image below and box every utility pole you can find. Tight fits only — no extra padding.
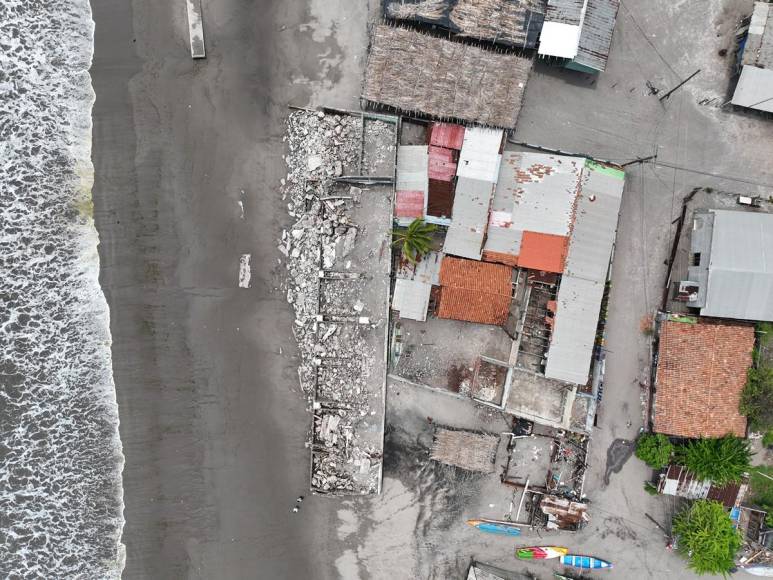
[659,69,701,102]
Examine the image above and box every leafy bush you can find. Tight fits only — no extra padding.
[763,430,773,449]
[749,466,773,527]
[635,433,673,469]
[741,365,773,433]
[643,481,659,495]
[675,436,752,486]
[672,500,741,576]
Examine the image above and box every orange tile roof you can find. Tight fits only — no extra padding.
[517,231,568,274]
[437,257,512,325]
[653,319,754,439]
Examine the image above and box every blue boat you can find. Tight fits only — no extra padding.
[560,554,613,569]
[466,518,522,537]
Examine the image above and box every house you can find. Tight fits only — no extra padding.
[363,25,533,128]
[679,209,773,322]
[732,2,773,113]
[538,0,620,73]
[653,317,755,439]
[430,427,499,473]
[436,257,513,325]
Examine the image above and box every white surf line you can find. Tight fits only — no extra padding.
[185,0,206,59]
[238,254,251,288]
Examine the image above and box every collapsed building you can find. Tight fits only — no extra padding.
[733,1,773,113]
[363,25,533,128]
[390,125,626,435]
[281,109,397,495]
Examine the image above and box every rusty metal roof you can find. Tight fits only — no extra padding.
[573,0,619,72]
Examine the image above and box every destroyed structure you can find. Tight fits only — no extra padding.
[281,109,397,495]
[363,25,533,128]
[538,0,620,73]
[384,0,547,49]
[733,1,773,113]
[390,128,625,435]
[430,427,499,473]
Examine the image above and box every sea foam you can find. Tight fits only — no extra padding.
[0,0,125,577]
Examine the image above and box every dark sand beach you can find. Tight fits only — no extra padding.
[90,0,369,577]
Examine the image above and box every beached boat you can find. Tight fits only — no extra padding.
[560,554,613,569]
[466,519,521,537]
[516,546,568,560]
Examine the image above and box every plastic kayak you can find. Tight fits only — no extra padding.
[466,519,521,537]
[516,546,568,560]
[560,554,613,569]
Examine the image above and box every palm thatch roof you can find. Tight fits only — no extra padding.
[363,25,533,128]
[430,428,498,473]
[385,0,546,48]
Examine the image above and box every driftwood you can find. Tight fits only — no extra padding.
[363,25,533,128]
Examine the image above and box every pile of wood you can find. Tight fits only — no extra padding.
[363,25,533,128]
[430,427,498,473]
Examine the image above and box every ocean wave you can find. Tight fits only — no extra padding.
[0,0,125,577]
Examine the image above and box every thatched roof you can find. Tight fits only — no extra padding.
[385,0,546,49]
[430,428,498,473]
[363,25,533,128]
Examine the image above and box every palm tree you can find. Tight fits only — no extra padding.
[392,219,436,264]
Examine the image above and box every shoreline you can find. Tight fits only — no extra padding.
[89,0,370,577]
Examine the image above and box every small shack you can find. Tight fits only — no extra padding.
[430,427,499,473]
[363,25,533,128]
[732,1,773,113]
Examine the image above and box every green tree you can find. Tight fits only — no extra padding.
[635,433,673,469]
[672,500,741,576]
[675,436,751,486]
[392,219,436,264]
[740,365,773,432]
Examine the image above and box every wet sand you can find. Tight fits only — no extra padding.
[90,0,369,577]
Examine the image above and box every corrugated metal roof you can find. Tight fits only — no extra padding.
[731,65,773,112]
[573,0,619,72]
[484,152,583,261]
[544,0,585,25]
[397,250,442,285]
[544,161,624,385]
[457,128,504,183]
[426,179,455,224]
[701,209,773,321]
[518,231,568,273]
[428,145,458,182]
[742,2,773,69]
[392,278,432,322]
[444,177,495,259]
[429,122,465,150]
[395,145,428,225]
[538,21,582,58]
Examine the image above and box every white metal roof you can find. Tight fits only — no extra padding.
[701,209,773,321]
[392,278,432,322]
[545,162,625,384]
[731,65,773,113]
[444,177,495,260]
[538,21,582,58]
[456,128,504,183]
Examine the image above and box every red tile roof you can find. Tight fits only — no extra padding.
[482,250,520,268]
[517,231,568,274]
[395,190,424,219]
[437,257,512,325]
[654,319,754,439]
[429,123,465,150]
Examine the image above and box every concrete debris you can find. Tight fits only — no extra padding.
[280,110,385,495]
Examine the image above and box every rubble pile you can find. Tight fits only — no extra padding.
[280,110,384,495]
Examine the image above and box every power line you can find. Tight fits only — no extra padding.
[649,160,773,189]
